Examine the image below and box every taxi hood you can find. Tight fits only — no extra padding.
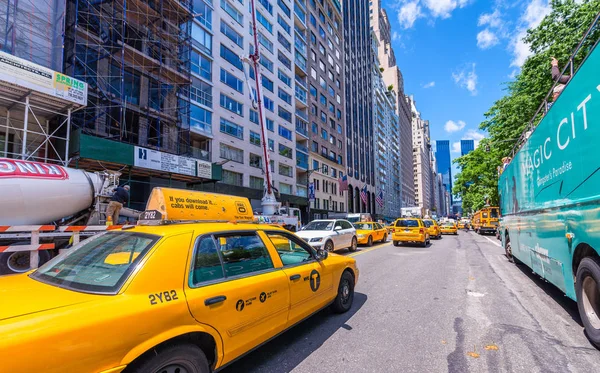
[0,274,99,322]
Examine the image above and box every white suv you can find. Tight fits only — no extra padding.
[297,219,357,252]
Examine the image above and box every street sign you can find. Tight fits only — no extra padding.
[308,182,315,201]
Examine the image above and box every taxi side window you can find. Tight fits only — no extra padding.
[191,237,225,286]
[266,232,313,266]
[423,221,431,227]
[217,234,274,277]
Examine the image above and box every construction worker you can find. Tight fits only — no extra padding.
[106,185,130,225]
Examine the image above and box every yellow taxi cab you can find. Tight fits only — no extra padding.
[457,221,465,229]
[0,188,359,373]
[353,222,388,246]
[440,221,459,235]
[422,219,441,239]
[391,218,430,247]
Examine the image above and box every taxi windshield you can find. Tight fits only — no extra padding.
[353,223,373,230]
[443,223,455,227]
[303,221,334,231]
[31,232,159,294]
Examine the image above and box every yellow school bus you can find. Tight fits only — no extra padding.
[472,206,499,235]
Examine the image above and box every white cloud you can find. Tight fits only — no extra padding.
[463,129,486,147]
[510,0,551,67]
[444,120,466,133]
[451,141,462,154]
[452,63,478,95]
[392,31,400,41]
[478,9,502,28]
[477,29,499,49]
[508,69,518,79]
[423,0,470,19]
[398,2,422,29]
[422,81,435,88]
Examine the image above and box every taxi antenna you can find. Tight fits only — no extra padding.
[242,0,278,215]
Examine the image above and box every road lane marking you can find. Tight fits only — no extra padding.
[347,243,388,257]
[483,236,501,247]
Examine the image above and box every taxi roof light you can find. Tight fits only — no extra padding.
[138,187,255,225]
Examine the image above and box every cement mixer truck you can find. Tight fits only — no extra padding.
[0,158,140,275]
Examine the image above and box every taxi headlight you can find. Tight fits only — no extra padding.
[357,234,365,238]
[310,237,323,242]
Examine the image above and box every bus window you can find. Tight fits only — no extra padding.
[482,212,488,218]
[491,209,499,218]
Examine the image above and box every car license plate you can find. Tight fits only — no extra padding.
[404,229,410,232]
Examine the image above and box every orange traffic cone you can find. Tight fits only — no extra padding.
[106,216,113,226]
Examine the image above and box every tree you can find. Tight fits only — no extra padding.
[453,0,600,212]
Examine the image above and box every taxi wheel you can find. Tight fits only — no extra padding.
[348,237,358,252]
[331,271,355,313]
[367,236,373,247]
[129,344,209,373]
[381,234,387,243]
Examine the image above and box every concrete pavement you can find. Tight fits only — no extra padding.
[221,232,600,373]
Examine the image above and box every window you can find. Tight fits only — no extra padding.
[222,170,243,185]
[328,85,335,97]
[250,110,259,124]
[310,68,317,79]
[266,118,274,131]
[191,51,211,80]
[311,104,317,115]
[277,0,291,17]
[332,168,337,177]
[327,55,333,65]
[278,70,291,87]
[216,234,274,276]
[220,44,243,70]
[311,122,318,133]
[279,183,292,194]
[250,176,264,189]
[278,125,292,140]
[190,78,212,107]
[328,102,335,113]
[338,139,342,149]
[312,160,319,170]
[336,78,341,88]
[193,0,213,30]
[268,139,275,151]
[278,88,292,105]
[220,69,244,93]
[256,11,273,33]
[192,24,212,54]
[259,0,273,14]
[328,70,334,80]
[262,76,274,92]
[220,94,243,116]
[311,141,318,152]
[278,32,291,52]
[279,143,292,158]
[266,233,312,266]
[190,237,223,285]
[277,14,291,34]
[279,163,293,177]
[278,51,291,69]
[336,94,341,104]
[329,134,335,144]
[250,131,261,146]
[221,0,243,24]
[249,153,263,168]
[257,32,273,53]
[318,26,325,39]
[220,21,243,47]
[336,110,342,120]
[310,14,317,27]
[337,155,342,164]
[32,232,158,294]
[327,37,333,50]
[320,111,326,122]
[220,118,243,139]
[220,143,243,163]
[322,164,329,174]
[319,77,326,89]
[264,96,274,111]
[190,103,212,133]
[319,94,326,105]
[310,31,316,44]
[318,10,325,22]
[309,84,317,97]
[321,128,328,139]
[311,50,316,62]
[278,106,292,123]
[319,60,325,71]
[327,23,333,35]
[319,43,325,54]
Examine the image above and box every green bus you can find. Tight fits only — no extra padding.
[498,29,600,345]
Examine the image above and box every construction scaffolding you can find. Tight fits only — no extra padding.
[63,0,193,157]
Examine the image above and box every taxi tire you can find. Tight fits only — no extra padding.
[381,234,387,243]
[129,344,209,373]
[331,271,355,313]
[367,236,373,247]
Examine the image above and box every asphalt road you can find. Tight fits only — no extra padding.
[221,231,600,373]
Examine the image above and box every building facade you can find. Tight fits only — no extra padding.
[460,139,474,156]
[435,140,452,207]
[302,0,347,220]
[410,97,432,216]
[344,0,375,214]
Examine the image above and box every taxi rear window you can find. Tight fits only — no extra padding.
[395,219,419,227]
[31,232,159,294]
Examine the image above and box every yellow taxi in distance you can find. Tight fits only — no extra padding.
[0,188,359,373]
[440,221,459,235]
[353,222,388,246]
[422,219,441,239]
[391,218,430,247]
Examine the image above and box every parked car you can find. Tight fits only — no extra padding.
[297,219,357,252]
[392,218,430,247]
[353,222,388,246]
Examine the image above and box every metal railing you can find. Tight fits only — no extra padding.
[509,13,600,161]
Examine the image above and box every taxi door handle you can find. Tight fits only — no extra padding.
[204,295,227,306]
[289,274,301,281]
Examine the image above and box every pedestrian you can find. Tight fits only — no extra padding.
[106,185,130,224]
[551,57,571,102]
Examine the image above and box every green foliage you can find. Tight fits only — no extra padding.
[453,0,600,213]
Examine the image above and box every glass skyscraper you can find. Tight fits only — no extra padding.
[435,140,452,201]
[460,140,475,156]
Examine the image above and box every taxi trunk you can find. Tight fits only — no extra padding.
[392,222,426,243]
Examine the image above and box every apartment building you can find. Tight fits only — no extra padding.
[369,1,414,208]
[301,0,347,220]
[411,97,432,215]
[344,0,376,214]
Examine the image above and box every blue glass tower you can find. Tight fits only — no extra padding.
[436,140,452,202]
[460,140,474,156]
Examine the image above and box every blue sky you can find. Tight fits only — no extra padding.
[382,0,552,178]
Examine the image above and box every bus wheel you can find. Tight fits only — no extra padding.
[576,257,600,347]
[505,239,515,263]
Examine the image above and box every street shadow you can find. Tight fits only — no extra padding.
[514,263,582,327]
[219,292,368,373]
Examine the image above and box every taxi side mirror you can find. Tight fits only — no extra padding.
[316,248,328,261]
